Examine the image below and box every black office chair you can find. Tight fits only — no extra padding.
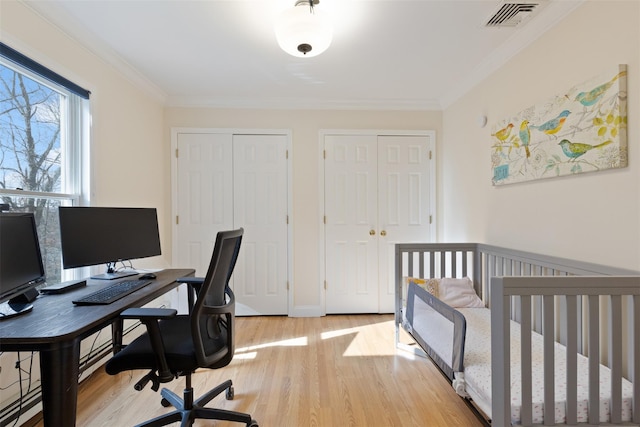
[105,228,258,427]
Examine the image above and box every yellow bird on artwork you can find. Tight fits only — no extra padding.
[492,123,514,142]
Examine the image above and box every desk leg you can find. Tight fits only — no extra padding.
[39,340,80,427]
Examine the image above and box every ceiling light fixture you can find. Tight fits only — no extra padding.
[275,0,333,58]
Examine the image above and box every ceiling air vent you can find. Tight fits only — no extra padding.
[485,1,545,27]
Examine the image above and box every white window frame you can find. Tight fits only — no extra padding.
[0,53,91,281]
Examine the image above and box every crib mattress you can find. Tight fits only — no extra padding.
[457,307,634,425]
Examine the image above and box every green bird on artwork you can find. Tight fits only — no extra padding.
[558,139,612,159]
[574,70,627,107]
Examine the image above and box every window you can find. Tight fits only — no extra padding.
[0,43,90,283]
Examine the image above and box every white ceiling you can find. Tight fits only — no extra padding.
[24,0,583,110]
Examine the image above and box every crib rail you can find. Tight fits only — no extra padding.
[395,243,479,328]
[395,243,640,426]
[490,276,640,426]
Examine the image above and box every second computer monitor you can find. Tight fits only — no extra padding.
[59,207,161,279]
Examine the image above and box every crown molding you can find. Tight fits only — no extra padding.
[166,95,442,111]
[23,0,168,104]
[439,0,584,109]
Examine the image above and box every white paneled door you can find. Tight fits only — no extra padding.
[175,131,289,315]
[175,133,233,275]
[324,133,433,314]
[324,135,379,313]
[232,134,289,315]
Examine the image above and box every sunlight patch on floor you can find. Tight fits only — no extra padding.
[236,336,308,353]
[233,351,257,360]
[322,320,397,357]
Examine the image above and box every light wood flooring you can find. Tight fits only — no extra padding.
[33,314,486,427]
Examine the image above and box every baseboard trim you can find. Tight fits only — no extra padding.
[289,305,322,317]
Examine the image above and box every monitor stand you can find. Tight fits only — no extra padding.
[0,300,33,319]
[91,271,138,280]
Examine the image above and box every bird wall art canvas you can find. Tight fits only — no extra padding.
[491,64,627,185]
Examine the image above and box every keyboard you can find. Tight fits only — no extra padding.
[72,279,151,305]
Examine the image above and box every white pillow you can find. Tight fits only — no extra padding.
[438,277,484,308]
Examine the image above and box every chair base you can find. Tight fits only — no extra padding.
[136,379,258,427]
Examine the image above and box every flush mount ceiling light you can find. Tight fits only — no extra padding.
[275,0,333,58]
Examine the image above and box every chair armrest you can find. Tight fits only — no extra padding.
[119,307,177,383]
[177,277,204,311]
[120,307,177,320]
[177,277,204,285]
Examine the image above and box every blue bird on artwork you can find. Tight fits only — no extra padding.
[531,110,571,136]
[519,120,531,158]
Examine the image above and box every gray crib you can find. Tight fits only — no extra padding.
[394,243,640,426]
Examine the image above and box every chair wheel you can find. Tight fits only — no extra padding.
[226,386,234,400]
[160,398,171,407]
[247,421,258,427]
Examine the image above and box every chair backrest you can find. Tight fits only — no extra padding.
[191,228,243,368]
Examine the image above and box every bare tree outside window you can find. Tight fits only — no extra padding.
[0,64,64,283]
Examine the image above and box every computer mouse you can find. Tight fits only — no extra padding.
[139,273,157,280]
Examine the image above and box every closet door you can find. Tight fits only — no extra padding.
[175,131,289,315]
[323,132,433,314]
[175,133,233,275]
[377,135,432,313]
[232,134,289,315]
[324,135,379,313]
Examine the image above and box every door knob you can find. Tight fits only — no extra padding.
[369,229,376,236]
[380,230,387,236]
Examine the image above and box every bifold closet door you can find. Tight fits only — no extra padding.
[175,132,289,315]
[232,134,289,315]
[175,133,234,276]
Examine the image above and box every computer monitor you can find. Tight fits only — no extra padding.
[58,207,162,280]
[0,213,45,318]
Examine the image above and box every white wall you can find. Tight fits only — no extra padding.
[1,0,170,270]
[164,108,442,310]
[442,0,640,271]
[0,2,172,421]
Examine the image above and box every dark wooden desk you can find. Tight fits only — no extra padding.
[0,268,194,427]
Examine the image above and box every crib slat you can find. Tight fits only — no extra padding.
[429,251,434,278]
[543,295,555,425]
[462,251,468,278]
[521,295,533,426]
[451,251,457,277]
[634,294,640,424]
[609,295,622,423]
[565,295,578,425]
[588,295,600,424]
